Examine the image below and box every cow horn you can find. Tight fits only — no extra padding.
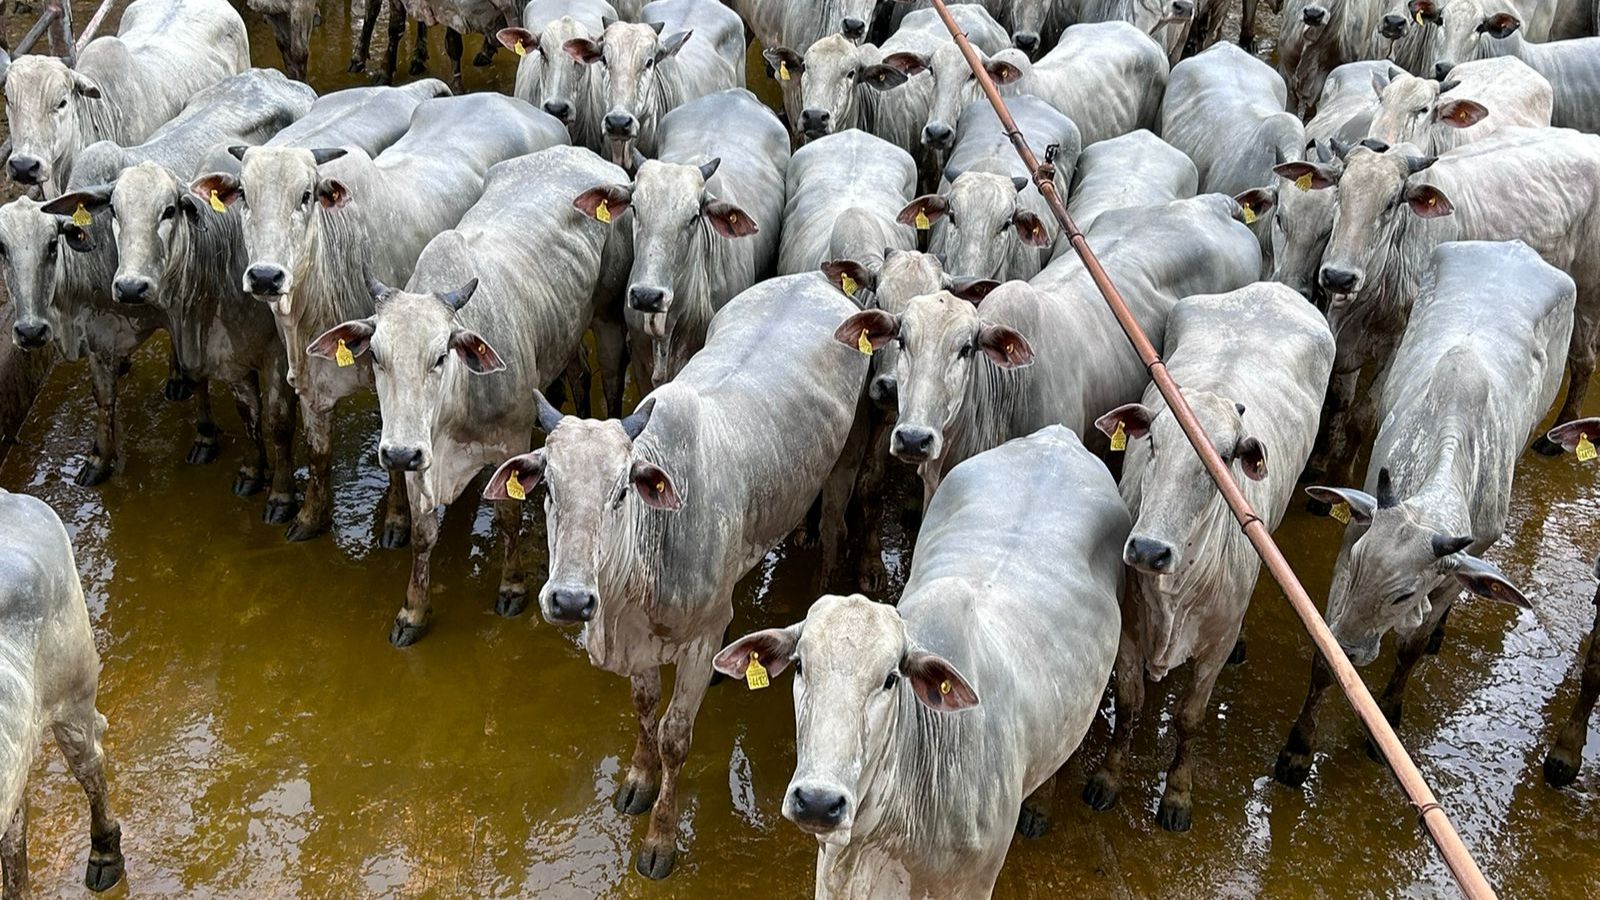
[628,147,647,175]
[620,398,655,440]
[1329,137,1353,159]
[310,148,348,166]
[227,145,249,162]
[602,14,617,27]
[1405,154,1437,174]
[363,263,392,304]
[533,390,565,433]
[648,20,665,33]
[1010,175,1028,193]
[440,278,479,312]
[1360,138,1390,153]
[1314,140,1332,163]
[1431,533,1474,558]
[1376,467,1399,509]
[698,158,721,182]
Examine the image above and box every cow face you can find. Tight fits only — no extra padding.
[1315,146,1447,298]
[789,34,906,143]
[2,55,104,192]
[1307,471,1528,665]
[1268,147,1343,303]
[501,17,598,127]
[919,44,1024,153]
[567,21,692,163]
[713,594,977,843]
[1369,74,1489,150]
[0,197,98,351]
[1430,0,1521,80]
[905,173,1049,283]
[484,396,679,625]
[309,273,501,474]
[102,163,208,308]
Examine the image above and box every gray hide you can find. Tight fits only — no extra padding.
[779,130,918,277]
[1001,22,1169,145]
[1428,0,1561,78]
[1066,129,1198,239]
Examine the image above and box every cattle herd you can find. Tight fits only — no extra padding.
[0,0,1597,894]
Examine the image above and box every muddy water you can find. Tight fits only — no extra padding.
[4,1,1600,897]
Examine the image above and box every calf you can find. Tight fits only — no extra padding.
[308,147,632,645]
[714,425,1126,899]
[193,92,564,545]
[1370,56,1553,154]
[499,0,617,148]
[482,272,868,880]
[1066,129,1198,236]
[2,0,249,195]
[1277,0,1387,116]
[564,0,746,165]
[1082,284,1334,832]
[779,130,918,276]
[574,89,788,387]
[1277,240,1567,785]
[0,490,123,898]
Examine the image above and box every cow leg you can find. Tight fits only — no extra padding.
[411,22,431,76]
[379,468,412,549]
[1425,607,1449,655]
[350,0,383,72]
[594,319,629,419]
[636,641,716,880]
[492,499,529,617]
[392,483,437,647]
[1274,652,1334,787]
[1545,582,1600,786]
[263,372,299,524]
[1364,624,1434,762]
[614,668,663,815]
[163,344,194,401]
[229,374,269,497]
[1327,370,1383,489]
[445,28,466,94]
[51,697,121,892]
[819,397,870,589]
[1083,627,1146,811]
[1303,368,1358,493]
[850,418,891,593]
[187,380,221,465]
[378,0,408,84]
[78,353,121,487]
[1017,771,1056,838]
[1158,639,1232,832]
[286,406,333,542]
[1239,0,1258,48]
[1,799,27,900]
[560,348,594,419]
[1536,348,1598,455]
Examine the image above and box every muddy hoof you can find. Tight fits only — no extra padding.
[1305,496,1332,516]
[379,519,411,550]
[1081,772,1118,811]
[1227,639,1247,666]
[1273,751,1312,787]
[348,57,366,73]
[1016,802,1051,838]
[164,377,194,401]
[390,617,430,648]
[410,58,428,76]
[858,558,888,594]
[495,585,528,618]
[262,494,298,525]
[1543,749,1582,787]
[75,458,112,487]
[1532,434,1564,457]
[634,842,677,880]
[85,826,123,892]
[187,437,221,466]
[450,76,465,94]
[234,469,267,497]
[472,48,495,66]
[1157,798,1192,833]
[370,71,393,85]
[284,516,326,543]
[613,778,660,816]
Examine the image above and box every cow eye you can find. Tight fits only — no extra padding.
[300,190,312,207]
[794,657,804,677]
[432,352,448,371]
[958,342,974,359]
[56,99,68,111]
[160,205,176,221]
[46,238,58,259]
[1389,591,1415,606]
[882,671,899,691]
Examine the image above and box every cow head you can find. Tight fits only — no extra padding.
[483,393,678,625]
[81,162,210,309]
[566,21,692,165]
[500,16,602,127]
[194,146,351,307]
[0,196,99,351]
[1369,72,1489,151]
[904,172,1051,282]
[1267,141,1344,304]
[1306,144,1447,299]
[1306,469,1528,665]
[1429,0,1521,80]
[783,34,906,144]
[915,44,1025,153]
[2,55,104,192]
[714,593,977,843]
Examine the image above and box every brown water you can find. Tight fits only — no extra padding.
[3,2,1600,897]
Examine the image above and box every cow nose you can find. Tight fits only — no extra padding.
[841,16,866,40]
[1433,61,1454,80]
[868,374,898,408]
[890,424,938,462]
[1380,12,1407,35]
[799,108,831,137]
[113,276,152,305]
[12,320,50,349]
[790,785,849,827]
[1338,636,1381,667]
[1125,535,1177,574]
[1302,4,1327,24]
[245,263,287,296]
[6,155,44,185]
[603,111,636,136]
[1319,265,1361,294]
[542,98,573,122]
[628,284,668,313]
[546,585,598,623]
[922,121,954,150]
[380,446,425,471]
[1013,31,1040,54]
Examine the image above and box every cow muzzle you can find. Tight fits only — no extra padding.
[603,111,638,139]
[799,108,832,139]
[245,263,289,298]
[784,781,853,834]
[1337,635,1381,667]
[1125,535,1178,575]
[1433,61,1454,80]
[1318,264,1362,295]
[841,16,866,41]
[1379,13,1408,37]
[1013,31,1041,55]
[542,584,599,624]
[12,319,51,349]
[868,374,898,409]
[113,276,154,305]
[542,98,574,123]
[379,445,427,472]
[6,154,46,186]
[921,122,955,151]
[890,424,940,463]
[1302,4,1328,25]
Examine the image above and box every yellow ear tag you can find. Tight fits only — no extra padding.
[779,60,791,81]
[335,338,355,368]
[505,470,527,501]
[1110,420,1127,452]
[1578,434,1598,462]
[655,479,665,493]
[1242,205,1258,225]
[840,273,858,297]
[914,209,931,230]
[1331,501,1352,524]
[71,204,92,227]
[595,199,612,224]
[857,328,874,356]
[514,41,527,57]
[745,652,770,690]
[208,189,226,213]
[939,679,951,695]
[1414,9,1424,24]
[1295,173,1314,192]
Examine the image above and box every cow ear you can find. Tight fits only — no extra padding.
[177,193,208,231]
[1449,555,1530,608]
[977,324,1033,368]
[71,71,102,99]
[984,57,1024,85]
[856,64,908,90]
[703,199,758,238]
[307,318,376,362]
[1405,183,1453,218]
[896,194,948,228]
[631,460,682,510]
[762,46,804,78]
[573,183,632,223]
[1304,485,1378,523]
[714,626,801,679]
[1237,436,1269,481]
[902,650,979,711]
[1011,210,1050,246]
[1273,161,1337,189]
[484,449,546,501]
[1435,98,1488,128]
[497,26,537,54]
[449,329,506,374]
[1095,403,1155,440]
[40,185,113,218]
[656,29,693,61]
[1478,11,1520,37]
[57,220,94,253]
[564,37,605,64]
[1546,417,1600,452]
[1233,187,1276,224]
[881,51,928,76]
[317,178,351,210]
[834,308,898,352]
[191,172,242,209]
[820,259,876,300]
[946,276,1000,305]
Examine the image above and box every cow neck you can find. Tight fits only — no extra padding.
[166,212,245,367]
[945,355,1024,475]
[0,623,44,828]
[55,234,128,361]
[653,224,720,383]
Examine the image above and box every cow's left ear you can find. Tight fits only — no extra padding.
[1546,417,1600,452]
[714,625,801,679]
[977,323,1033,368]
[1435,98,1488,128]
[821,258,876,301]
[1449,555,1530,608]
[946,276,1000,305]
[983,57,1024,85]
[1405,183,1453,218]
[656,28,692,61]
[1477,11,1520,37]
[72,71,102,99]
[631,459,682,510]
[317,178,352,210]
[307,318,376,362]
[177,193,208,231]
[902,650,979,711]
[703,199,758,238]
[484,449,546,501]
[856,64,908,90]
[1233,187,1276,225]
[1236,436,1268,481]
[449,329,506,374]
[1011,210,1051,247]
[56,219,94,253]
[40,184,113,219]
[1095,403,1155,440]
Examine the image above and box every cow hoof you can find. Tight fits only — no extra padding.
[1543,748,1582,787]
[1227,639,1247,666]
[1305,496,1332,517]
[1273,751,1312,787]
[410,59,428,75]
[348,57,366,74]
[262,495,298,525]
[472,49,495,66]
[613,778,660,816]
[187,437,221,466]
[1532,435,1564,457]
[85,826,123,892]
[1081,772,1119,811]
[634,843,677,880]
[451,76,465,94]
[858,558,888,594]
[379,519,411,550]
[164,377,194,402]
[1157,799,1192,833]
[495,586,528,618]
[370,71,394,85]
[1016,802,1051,838]
[234,469,267,497]
[75,459,112,487]
[390,617,430,648]
[284,517,326,543]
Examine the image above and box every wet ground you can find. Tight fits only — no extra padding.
[3,1,1600,897]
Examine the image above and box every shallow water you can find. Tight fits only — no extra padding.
[3,2,1600,897]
